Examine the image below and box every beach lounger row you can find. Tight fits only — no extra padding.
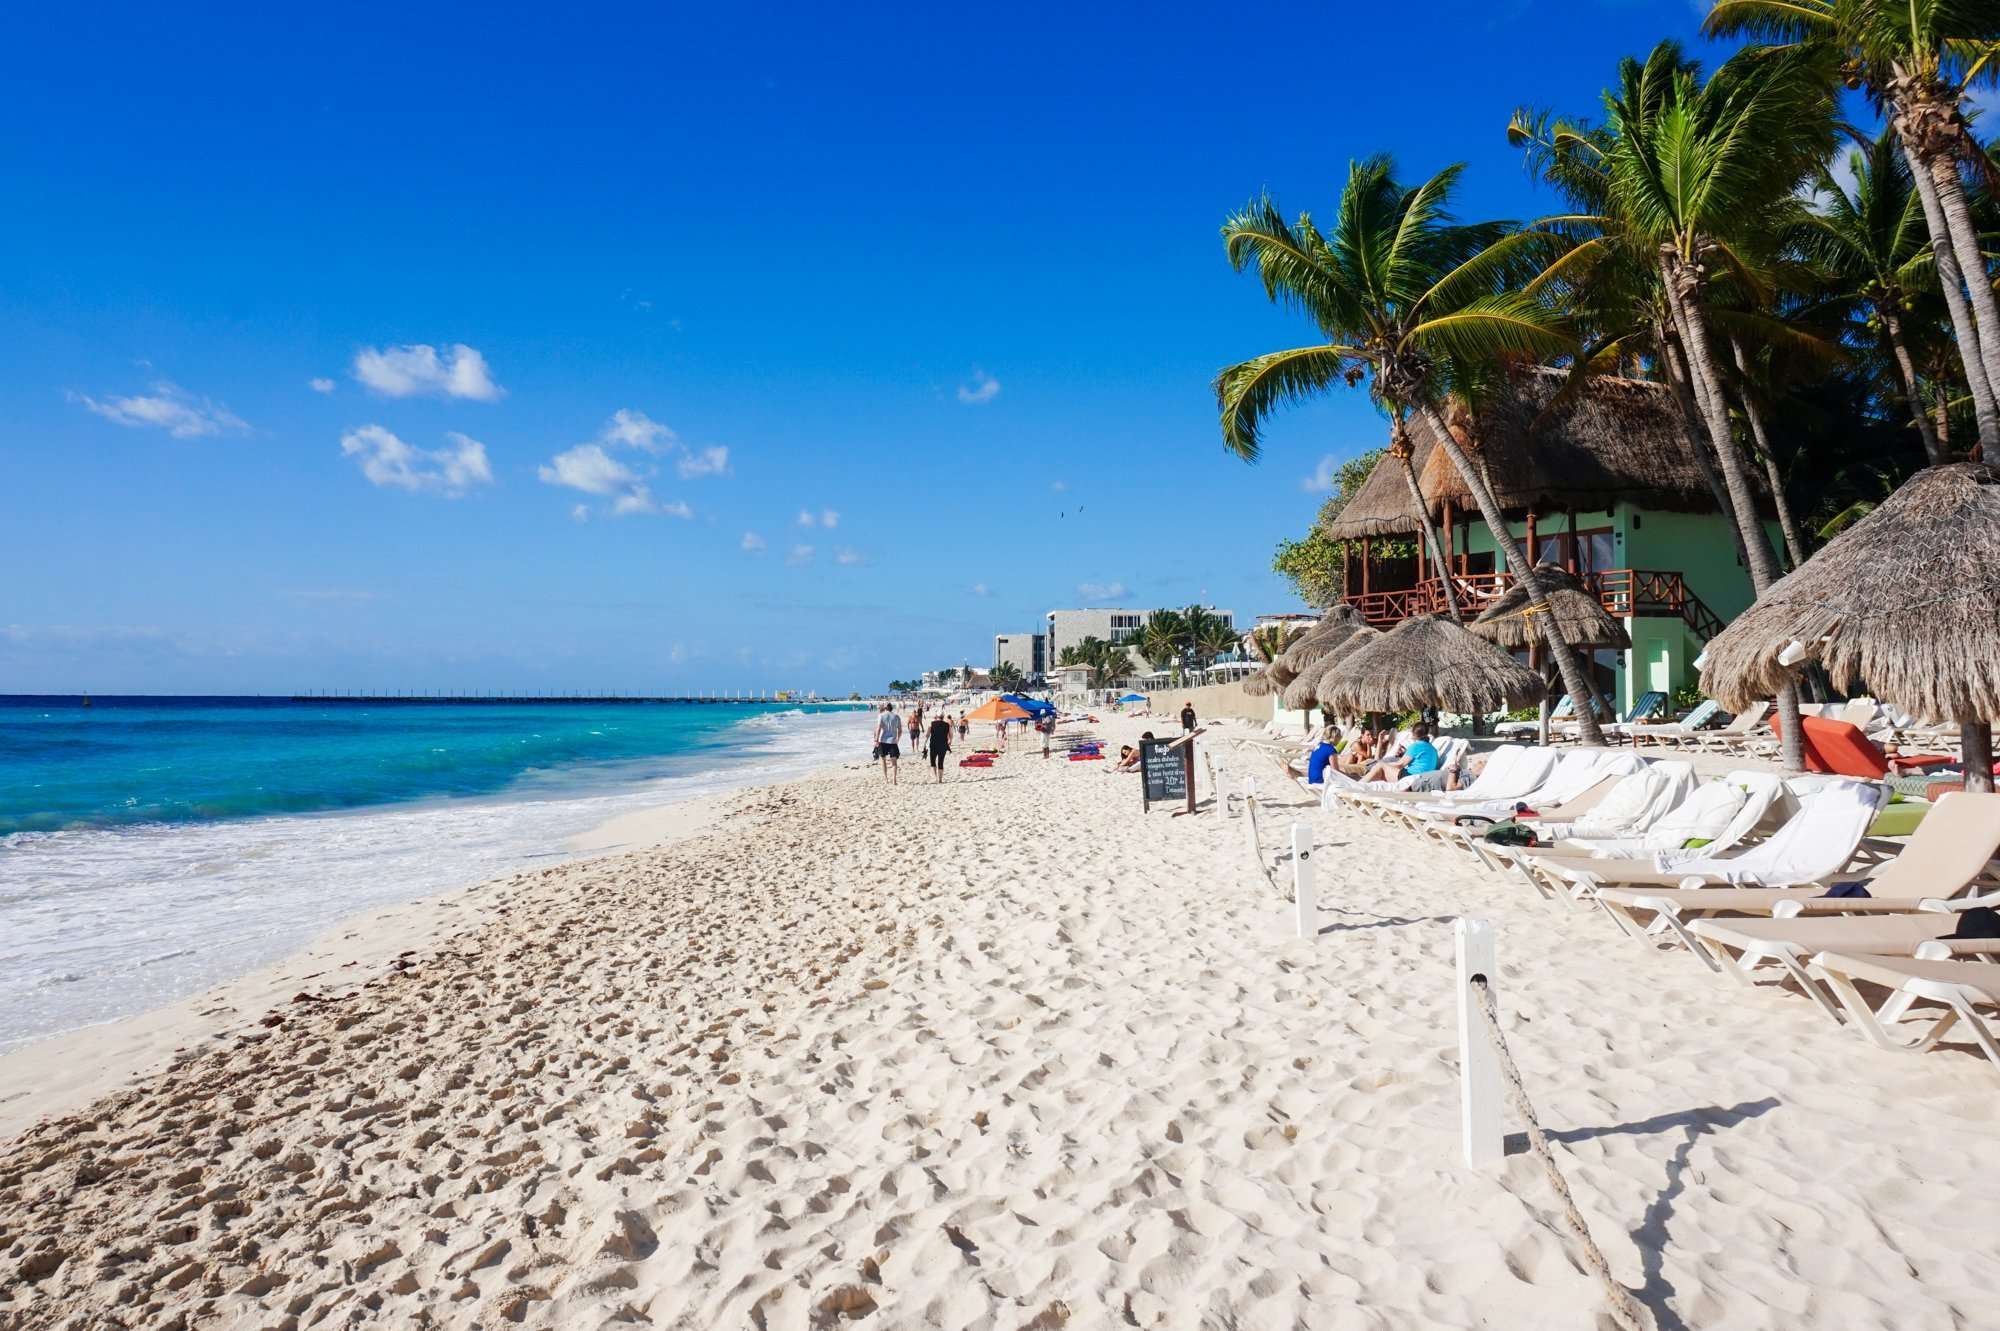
[1305,738,2000,1074]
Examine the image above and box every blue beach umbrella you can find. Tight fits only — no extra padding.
[1116,692,1147,703]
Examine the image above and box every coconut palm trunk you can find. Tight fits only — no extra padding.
[1897,125,2000,447]
[1658,252,1806,771]
[1880,308,1945,462]
[1415,404,1606,746]
[1728,336,1806,569]
[1898,74,2000,418]
[1659,323,1756,574]
[1400,439,1464,615]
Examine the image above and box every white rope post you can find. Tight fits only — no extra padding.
[1290,821,1315,939]
[1456,916,1503,1168]
[1242,777,1259,867]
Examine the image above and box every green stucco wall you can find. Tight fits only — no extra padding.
[1440,502,1781,712]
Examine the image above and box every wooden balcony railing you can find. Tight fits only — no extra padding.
[1344,568,1728,641]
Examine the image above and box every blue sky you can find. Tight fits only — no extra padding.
[0,2,1729,695]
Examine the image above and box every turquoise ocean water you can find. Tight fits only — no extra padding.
[0,696,870,1049]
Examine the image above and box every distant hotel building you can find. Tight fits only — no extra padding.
[993,633,1046,681]
[1043,606,1234,674]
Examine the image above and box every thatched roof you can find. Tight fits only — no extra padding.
[1282,624,1383,710]
[1241,668,1278,697]
[1321,436,1430,540]
[1321,615,1549,715]
[1700,463,2000,722]
[1272,606,1366,681]
[1323,367,1763,540]
[1469,562,1631,652]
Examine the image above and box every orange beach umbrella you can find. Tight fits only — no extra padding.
[965,697,1032,723]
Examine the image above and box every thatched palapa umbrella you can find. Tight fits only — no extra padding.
[1282,623,1383,712]
[1470,562,1627,743]
[1699,463,2000,791]
[1322,615,1547,717]
[1271,605,1365,685]
[1241,668,1278,697]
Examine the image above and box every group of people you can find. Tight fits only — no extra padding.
[872,702,971,784]
[1291,718,1453,792]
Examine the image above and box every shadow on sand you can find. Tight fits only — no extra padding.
[1503,1097,1781,1331]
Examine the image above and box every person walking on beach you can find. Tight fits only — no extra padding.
[1179,700,1197,735]
[907,708,922,755]
[874,703,902,784]
[958,713,968,743]
[926,711,953,783]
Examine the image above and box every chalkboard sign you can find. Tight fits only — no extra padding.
[1140,738,1188,811]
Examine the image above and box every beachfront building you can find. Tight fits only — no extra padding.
[992,632,1046,682]
[1321,368,1779,712]
[1043,606,1236,674]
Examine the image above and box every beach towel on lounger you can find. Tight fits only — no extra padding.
[1645,778,1882,884]
[1415,749,1635,822]
[1563,779,1748,857]
[1538,761,1696,842]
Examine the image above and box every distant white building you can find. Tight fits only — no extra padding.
[1043,606,1235,674]
[992,632,1046,680]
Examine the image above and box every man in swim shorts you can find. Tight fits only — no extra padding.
[874,703,902,784]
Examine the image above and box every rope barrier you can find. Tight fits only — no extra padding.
[1241,788,1284,898]
[1468,976,1651,1331]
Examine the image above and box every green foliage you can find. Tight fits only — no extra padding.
[1058,636,1130,690]
[1670,683,1707,714]
[991,661,1024,691]
[1272,532,1347,608]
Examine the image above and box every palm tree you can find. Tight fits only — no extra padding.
[1516,41,1830,768]
[991,661,1024,692]
[1193,614,1240,666]
[1707,0,2000,448]
[1214,156,1609,744]
[1061,636,1129,691]
[1793,129,1949,461]
[1138,609,1189,676]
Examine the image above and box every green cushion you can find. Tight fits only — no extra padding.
[1867,802,1930,838]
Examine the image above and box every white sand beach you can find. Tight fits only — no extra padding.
[4,715,1998,1329]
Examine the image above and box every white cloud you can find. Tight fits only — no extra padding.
[677,444,730,478]
[1050,479,1068,493]
[602,408,674,452]
[834,547,863,566]
[538,443,637,496]
[971,582,990,597]
[571,504,591,523]
[741,531,767,552]
[1077,580,1127,601]
[309,377,336,394]
[957,369,1001,405]
[351,343,504,401]
[608,485,691,519]
[541,411,711,517]
[613,487,659,516]
[797,509,816,527]
[73,381,247,439]
[787,543,816,565]
[1302,455,1342,493]
[340,425,494,497]
[820,508,839,528]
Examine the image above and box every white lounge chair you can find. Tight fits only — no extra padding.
[1808,951,2000,1072]
[1573,779,1892,956]
[1680,793,2000,985]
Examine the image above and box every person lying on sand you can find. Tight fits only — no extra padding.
[1111,744,1140,772]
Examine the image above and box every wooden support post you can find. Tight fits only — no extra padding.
[1361,537,1372,598]
[1457,917,1502,1168]
[1290,822,1316,939]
